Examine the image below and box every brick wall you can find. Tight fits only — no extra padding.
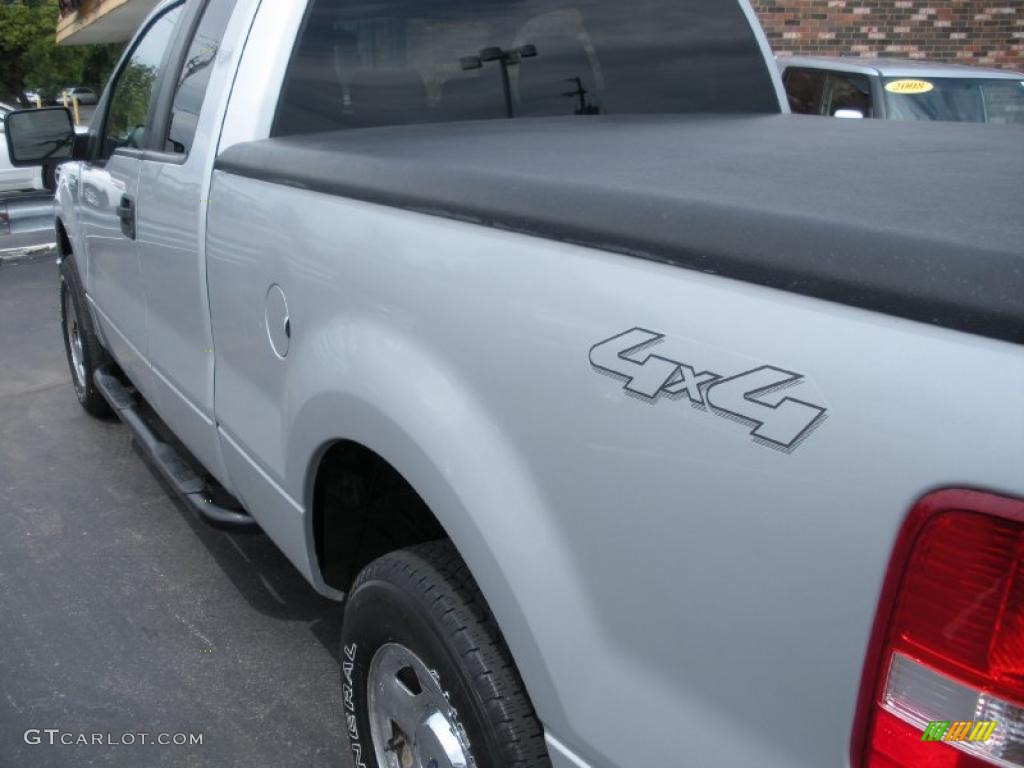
[752,1,1024,71]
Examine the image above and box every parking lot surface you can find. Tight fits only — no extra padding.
[0,255,346,766]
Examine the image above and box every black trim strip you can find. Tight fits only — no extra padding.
[94,364,260,534]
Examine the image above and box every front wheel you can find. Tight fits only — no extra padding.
[60,254,111,418]
[340,541,552,768]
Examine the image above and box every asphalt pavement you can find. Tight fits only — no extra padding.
[0,255,347,766]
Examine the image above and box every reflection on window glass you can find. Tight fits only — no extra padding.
[167,0,237,154]
[274,0,779,136]
[884,78,1024,124]
[104,5,184,157]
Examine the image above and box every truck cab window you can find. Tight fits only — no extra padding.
[102,5,184,159]
[166,0,237,155]
[783,67,827,115]
[826,72,872,117]
[273,0,779,137]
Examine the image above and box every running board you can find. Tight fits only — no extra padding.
[94,364,260,533]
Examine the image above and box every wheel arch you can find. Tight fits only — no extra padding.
[290,380,570,732]
[309,437,447,592]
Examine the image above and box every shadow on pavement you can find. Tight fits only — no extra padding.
[134,442,346,665]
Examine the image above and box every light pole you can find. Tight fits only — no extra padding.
[459,44,538,118]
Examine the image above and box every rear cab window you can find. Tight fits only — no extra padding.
[272,0,780,137]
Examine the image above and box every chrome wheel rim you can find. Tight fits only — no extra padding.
[63,283,86,391]
[367,643,475,768]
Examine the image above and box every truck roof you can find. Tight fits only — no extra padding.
[217,115,1024,345]
[778,55,1024,81]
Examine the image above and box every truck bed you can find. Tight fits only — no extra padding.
[217,114,1024,345]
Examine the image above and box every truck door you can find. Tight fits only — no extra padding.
[81,3,185,402]
[134,0,238,486]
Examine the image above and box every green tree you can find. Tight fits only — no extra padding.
[0,0,121,102]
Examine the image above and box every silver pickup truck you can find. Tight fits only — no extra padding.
[5,1,1023,767]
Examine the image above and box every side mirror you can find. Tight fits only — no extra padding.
[834,108,865,119]
[4,107,76,166]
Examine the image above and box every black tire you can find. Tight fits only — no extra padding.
[59,253,112,418]
[340,540,552,768]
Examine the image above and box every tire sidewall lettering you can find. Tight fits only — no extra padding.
[341,584,486,768]
[342,642,368,768]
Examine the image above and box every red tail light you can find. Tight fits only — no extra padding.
[854,489,1024,768]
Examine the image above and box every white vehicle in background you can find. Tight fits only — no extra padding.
[0,103,44,193]
[779,56,1024,123]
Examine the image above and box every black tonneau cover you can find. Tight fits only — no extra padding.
[216,115,1024,344]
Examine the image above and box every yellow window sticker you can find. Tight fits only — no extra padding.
[885,79,935,95]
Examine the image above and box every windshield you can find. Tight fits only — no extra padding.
[883,77,1024,124]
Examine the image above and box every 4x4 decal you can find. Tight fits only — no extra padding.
[590,328,827,451]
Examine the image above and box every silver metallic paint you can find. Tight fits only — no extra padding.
[133,0,263,494]
[205,177,1024,768]
[53,1,1024,766]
